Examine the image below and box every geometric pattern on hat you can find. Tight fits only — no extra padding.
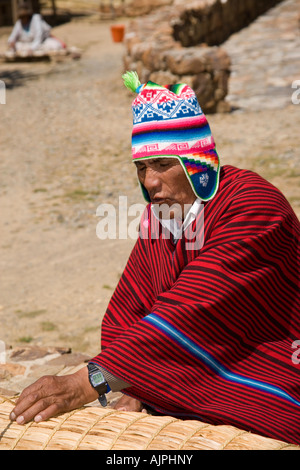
[124,74,220,202]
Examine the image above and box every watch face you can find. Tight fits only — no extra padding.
[91,371,105,387]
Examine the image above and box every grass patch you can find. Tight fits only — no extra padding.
[286,170,300,178]
[63,188,100,201]
[84,325,99,333]
[33,188,47,193]
[18,336,33,343]
[18,309,47,318]
[40,321,56,331]
[58,333,90,353]
[288,197,300,206]
[65,189,90,199]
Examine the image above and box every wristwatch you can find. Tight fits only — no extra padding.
[87,363,109,407]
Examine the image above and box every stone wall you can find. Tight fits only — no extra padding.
[172,0,286,47]
[123,5,231,113]
[123,0,285,113]
[124,0,174,16]
[42,0,102,14]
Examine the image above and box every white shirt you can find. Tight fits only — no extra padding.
[8,14,51,50]
[151,198,203,240]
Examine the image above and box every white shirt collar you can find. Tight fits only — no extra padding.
[151,198,202,240]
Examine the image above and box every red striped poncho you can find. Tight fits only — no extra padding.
[91,165,300,445]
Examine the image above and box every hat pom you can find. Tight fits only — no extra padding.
[122,71,141,93]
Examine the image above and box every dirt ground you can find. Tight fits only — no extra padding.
[0,16,299,359]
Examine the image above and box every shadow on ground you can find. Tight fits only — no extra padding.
[0,69,44,89]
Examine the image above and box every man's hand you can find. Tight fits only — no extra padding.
[113,394,147,413]
[10,366,99,425]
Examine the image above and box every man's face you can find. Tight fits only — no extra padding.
[20,14,30,25]
[135,157,196,220]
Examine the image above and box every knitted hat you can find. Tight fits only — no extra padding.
[123,71,220,203]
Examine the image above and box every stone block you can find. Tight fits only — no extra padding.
[142,45,165,71]
[0,363,26,380]
[149,70,179,85]
[165,48,209,75]
[9,346,71,362]
[0,346,91,395]
[193,72,216,112]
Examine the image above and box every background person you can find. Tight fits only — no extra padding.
[7,2,65,56]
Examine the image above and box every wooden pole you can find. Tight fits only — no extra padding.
[51,0,57,17]
[11,0,18,23]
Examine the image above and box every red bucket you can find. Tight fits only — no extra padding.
[110,24,125,43]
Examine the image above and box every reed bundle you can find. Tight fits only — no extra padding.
[0,395,299,450]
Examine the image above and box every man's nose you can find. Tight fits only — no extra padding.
[143,167,161,194]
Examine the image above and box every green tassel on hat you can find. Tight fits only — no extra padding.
[122,71,141,93]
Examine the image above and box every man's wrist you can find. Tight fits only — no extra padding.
[88,359,132,392]
[73,366,99,403]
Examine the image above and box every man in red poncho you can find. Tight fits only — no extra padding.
[10,72,300,445]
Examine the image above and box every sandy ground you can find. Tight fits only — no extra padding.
[0,16,299,359]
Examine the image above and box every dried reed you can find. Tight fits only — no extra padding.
[0,395,299,450]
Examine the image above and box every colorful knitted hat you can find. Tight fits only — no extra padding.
[123,71,220,203]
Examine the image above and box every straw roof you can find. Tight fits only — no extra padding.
[0,395,299,450]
